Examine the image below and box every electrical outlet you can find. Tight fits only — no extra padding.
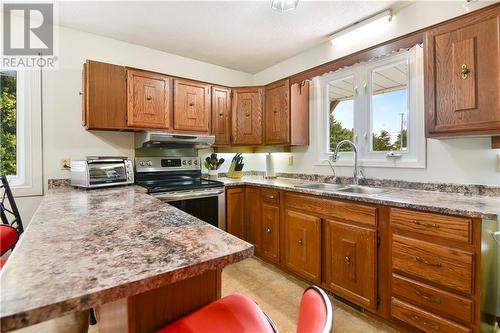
[497,154,500,173]
[288,155,294,166]
[61,158,71,170]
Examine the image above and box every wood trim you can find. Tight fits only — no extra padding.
[492,136,500,148]
[288,3,499,85]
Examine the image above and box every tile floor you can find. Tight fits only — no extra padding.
[15,256,403,333]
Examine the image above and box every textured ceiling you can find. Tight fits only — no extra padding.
[57,1,399,73]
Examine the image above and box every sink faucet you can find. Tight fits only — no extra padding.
[331,140,363,185]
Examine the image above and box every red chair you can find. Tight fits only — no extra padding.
[157,285,333,333]
[0,225,19,269]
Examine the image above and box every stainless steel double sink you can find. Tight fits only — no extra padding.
[294,183,392,195]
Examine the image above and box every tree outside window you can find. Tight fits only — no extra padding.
[0,71,17,176]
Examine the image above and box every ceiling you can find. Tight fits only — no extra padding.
[57,1,400,74]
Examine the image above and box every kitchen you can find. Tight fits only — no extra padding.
[0,1,499,333]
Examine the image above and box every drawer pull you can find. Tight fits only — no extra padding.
[412,220,440,229]
[344,255,351,265]
[266,228,271,233]
[267,195,275,199]
[412,315,440,330]
[298,239,303,246]
[146,96,152,101]
[415,290,442,304]
[415,256,442,268]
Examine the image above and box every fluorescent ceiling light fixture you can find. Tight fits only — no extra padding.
[271,0,299,12]
[329,9,393,46]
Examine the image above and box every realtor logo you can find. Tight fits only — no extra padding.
[3,3,54,56]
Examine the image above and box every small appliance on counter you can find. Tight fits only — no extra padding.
[227,153,244,179]
[70,156,134,188]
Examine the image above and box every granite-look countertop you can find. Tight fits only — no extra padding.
[221,176,500,220]
[0,186,253,331]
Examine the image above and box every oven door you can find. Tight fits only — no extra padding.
[88,162,127,186]
[153,188,225,230]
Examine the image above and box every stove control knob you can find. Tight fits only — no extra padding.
[188,160,192,165]
[139,161,145,166]
[146,160,153,166]
[182,160,187,165]
[193,160,198,165]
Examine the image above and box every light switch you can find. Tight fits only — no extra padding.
[288,155,294,166]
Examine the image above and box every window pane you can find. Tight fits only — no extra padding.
[371,61,408,152]
[328,76,354,152]
[0,71,17,176]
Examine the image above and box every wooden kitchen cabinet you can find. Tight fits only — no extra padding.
[261,202,280,264]
[425,5,500,136]
[226,188,246,240]
[173,79,211,133]
[283,209,321,283]
[82,60,128,130]
[264,79,309,146]
[231,87,264,145]
[324,219,377,310]
[245,187,262,256]
[211,86,232,146]
[127,69,170,129]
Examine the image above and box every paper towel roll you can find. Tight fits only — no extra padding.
[265,153,276,179]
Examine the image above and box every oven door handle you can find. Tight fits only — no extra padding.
[153,189,224,201]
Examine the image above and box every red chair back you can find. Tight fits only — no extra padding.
[296,286,333,333]
[0,224,18,256]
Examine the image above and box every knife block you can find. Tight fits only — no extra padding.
[227,162,242,179]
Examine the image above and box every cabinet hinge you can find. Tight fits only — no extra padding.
[230,92,234,99]
[377,235,381,247]
[377,297,381,306]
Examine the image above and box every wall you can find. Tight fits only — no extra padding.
[16,24,253,222]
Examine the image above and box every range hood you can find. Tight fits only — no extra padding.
[135,132,215,149]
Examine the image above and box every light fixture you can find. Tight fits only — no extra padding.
[329,9,393,46]
[271,0,299,12]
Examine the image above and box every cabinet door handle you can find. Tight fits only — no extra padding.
[266,195,275,199]
[298,239,303,246]
[189,102,195,106]
[415,290,442,304]
[344,255,351,265]
[415,256,442,268]
[266,228,271,233]
[219,112,224,117]
[245,112,250,117]
[412,220,439,229]
[273,108,278,114]
[459,64,470,80]
[146,96,152,101]
[412,315,440,330]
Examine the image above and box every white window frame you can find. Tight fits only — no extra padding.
[5,70,43,196]
[316,46,426,169]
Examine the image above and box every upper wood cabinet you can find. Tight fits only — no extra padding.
[127,69,170,129]
[211,86,232,146]
[232,87,264,145]
[425,5,500,137]
[265,80,290,144]
[226,188,246,240]
[264,79,309,146]
[82,60,128,130]
[283,209,321,283]
[173,79,211,133]
[324,219,377,311]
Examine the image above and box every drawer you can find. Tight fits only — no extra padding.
[391,297,471,333]
[262,189,280,205]
[285,193,376,226]
[391,208,472,243]
[392,274,473,324]
[392,235,473,294]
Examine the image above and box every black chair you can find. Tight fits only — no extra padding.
[0,175,24,235]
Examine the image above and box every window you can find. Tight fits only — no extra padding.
[0,69,42,196]
[318,46,425,168]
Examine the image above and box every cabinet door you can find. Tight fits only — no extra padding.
[226,188,245,240]
[261,202,280,264]
[211,86,231,146]
[265,80,290,145]
[290,80,309,146]
[425,7,500,136]
[325,219,377,310]
[84,60,128,130]
[127,69,170,129]
[232,87,264,145]
[173,79,211,133]
[283,209,321,283]
[245,187,262,256]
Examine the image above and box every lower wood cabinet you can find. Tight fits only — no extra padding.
[324,219,377,310]
[283,209,321,283]
[226,188,246,240]
[245,187,262,256]
[261,202,280,264]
